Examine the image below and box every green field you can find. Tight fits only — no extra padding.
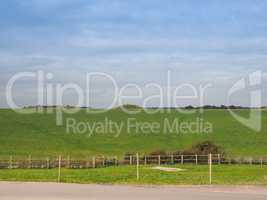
[0,108,267,157]
[0,165,267,185]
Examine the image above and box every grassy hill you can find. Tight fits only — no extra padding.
[0,108,266,157]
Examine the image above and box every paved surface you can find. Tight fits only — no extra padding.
[1,182,267,200]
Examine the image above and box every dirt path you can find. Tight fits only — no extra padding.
[1,182,267,200]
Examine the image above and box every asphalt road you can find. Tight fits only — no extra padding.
[1,182,267,200]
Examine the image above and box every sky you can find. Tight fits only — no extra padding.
[0,0,267,108]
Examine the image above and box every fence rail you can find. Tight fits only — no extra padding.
[0,154,267,169]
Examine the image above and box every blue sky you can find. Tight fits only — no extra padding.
[0,0,267,107]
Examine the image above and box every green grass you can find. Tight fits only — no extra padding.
[0,108,267,157]
[0,165,267,185]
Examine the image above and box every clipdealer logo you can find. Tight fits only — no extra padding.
[5,70,212,126]
[5,70,263,132]
[227,71,262,131]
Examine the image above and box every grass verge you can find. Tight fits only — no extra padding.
[0,165,267,185]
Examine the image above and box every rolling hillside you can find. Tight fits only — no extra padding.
[0,108,266,157]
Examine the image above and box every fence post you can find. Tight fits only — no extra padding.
[181,155,184,165]
[58,155,61,183]
[209,153,212,185]
[114,156,118,166]
[171,155,174,164]
[86,157,90,168]
[67,155,70,168]
[158,155,161,166]
[136,153,140,181]
[260,158,263,168]
[195,155,198,165]
[144,155,147,166]
[102,156,105,167]
[92,156,96,168]
[9,156,13,169]
[46,157,50,169]
[130,155,133,165]
[28,155,32,169]
[218,154,221,165]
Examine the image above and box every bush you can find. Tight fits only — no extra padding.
[123,152,135,160]
[148,150,168,156]
[183,141,224,155]
[171,141,224,155]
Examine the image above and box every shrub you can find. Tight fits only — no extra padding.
[184,141,224,155]
[149,150,168,156]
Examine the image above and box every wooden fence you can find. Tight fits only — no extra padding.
[0,154,266,169]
